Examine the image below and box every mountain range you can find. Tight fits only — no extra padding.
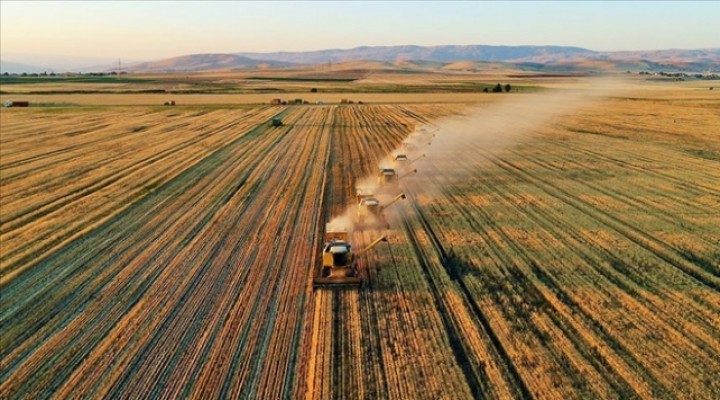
[123,54,293,73]
[234,45,719,72]
[236,45,594,64]
[2,45,718,74]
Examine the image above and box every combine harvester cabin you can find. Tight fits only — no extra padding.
[356,192,406,228]
[313,224,387,289]
[378,168,398,186]
[378,168,416,187]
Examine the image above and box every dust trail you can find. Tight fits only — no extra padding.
[327,208,357,235]
[325,128,434,235]
[327,78,628,235]
[355,176,380,197]
[401,79,629,201]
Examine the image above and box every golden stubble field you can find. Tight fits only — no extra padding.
[1,74,719,399]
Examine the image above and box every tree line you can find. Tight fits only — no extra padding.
[483,83,512,93]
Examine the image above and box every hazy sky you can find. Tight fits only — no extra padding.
[2,1,718,64]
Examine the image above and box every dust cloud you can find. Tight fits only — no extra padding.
[326,78,629,237]
[403,79,629,198]
[327,208,357,235]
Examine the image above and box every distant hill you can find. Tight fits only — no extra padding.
[122,53,293,73]
[98,45,720,74]
[236,45,594,64]
[233,45,719,72]
[4,46,718,74]
[518,48,720,72]
[0,60,49,74]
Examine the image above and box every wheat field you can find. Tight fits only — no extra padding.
[1,78,719,399]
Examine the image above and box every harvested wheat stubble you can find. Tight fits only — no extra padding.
[1,92,719,399]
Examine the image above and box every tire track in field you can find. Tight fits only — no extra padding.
[1,110,260,226]
[425,144,718,395]
[486,154,720,290]
[549,132,720,197]
[403,188,544,399]
[446,145,720,346]
[506,143,720,270]
[0,109,295,398]
[424,168,674,398]
[401,216,494,399]
[0,108,280,282]
[100,108,309,399]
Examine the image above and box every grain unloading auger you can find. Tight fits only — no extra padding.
[394,152,425,164]
[399,169,417,180]
[313,225,388,289]
[410,154,426,165]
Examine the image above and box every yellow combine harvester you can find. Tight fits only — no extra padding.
[313,225,387,289]
[356,192,406,228]
[378,167,398,186]
[378,167,417,187]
